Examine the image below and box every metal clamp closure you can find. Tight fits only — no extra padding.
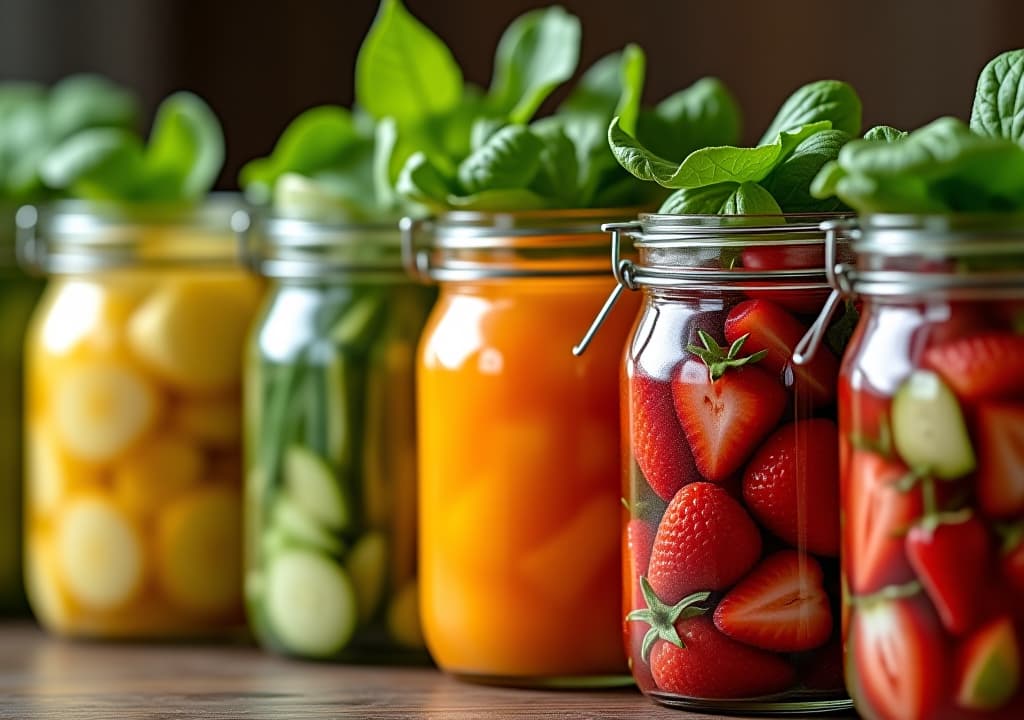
[400,216,432,282]
[572,221,641,356]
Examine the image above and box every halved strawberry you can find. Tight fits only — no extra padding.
[743,419,840,557]
[851,592,945,720]
[647,482,761,605]
[922,332,1024,402]
[630,369,699,501]
[713,550,832,652]
[906,507,991,636]
[976,403,1024,518]
[845,450,923,594]
[955,615,1021,711]
[671,331,787,482]
[724,299,839,408]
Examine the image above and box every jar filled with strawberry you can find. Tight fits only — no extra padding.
[580,213,855,712]
[798,214,1024,720]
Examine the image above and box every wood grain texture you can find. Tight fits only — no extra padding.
[0,622,856,719]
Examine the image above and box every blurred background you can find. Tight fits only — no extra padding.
[2,0,1021,187]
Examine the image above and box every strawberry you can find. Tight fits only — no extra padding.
[845,450,923,594]
[713,550,832,652]
[955,615,1021,712]
[976,403,1024,518]
[922,332,1024,402]
[624,518,655,613]
[742,419,840,557]
[906,503,991,636]
[647,482,761,605]
[630,369,699,501]
[851,589,946,720]
[724,299,839,408]
[739,246,830,315]
[800,636,846,691]
[1001,525,1024,599]
[671,331,786,482]
[628,579,795,699]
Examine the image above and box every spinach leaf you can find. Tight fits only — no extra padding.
[636,77,741,162]
[489,6,581,124]
[609,117,830,189]
[971,49,1024,146]
[863,125,907,142]
[355,0,463,124]
[762,129,850,212]
[396,151,453,212]
[143,91,224,200]
[529,120,579,206]
[659,184,736,214]
[456,124,544,194]
[758,79,861,144]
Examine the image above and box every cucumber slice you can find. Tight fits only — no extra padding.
[330,293,383,348]
[264,549,358,658]
[892,370,977,479]
[324,353,352,470]
[270,493,345,557]
[284,445,351,531]
[346,532,387,623]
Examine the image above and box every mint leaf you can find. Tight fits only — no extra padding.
[610,117,831,189]
[759,80,861,144]
[143,91,224,199]
[863,125,907,142]
[723,182,783,215]
[355,0,463,123]
[762,129,850,212]
[637,77,741,162]
[489,6,581,124]
[970,49,1024,146]
[456,124,544,194]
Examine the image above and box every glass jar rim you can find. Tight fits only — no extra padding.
[852,211,1024,256]
[18,193,244,275]
[632,211,852,248]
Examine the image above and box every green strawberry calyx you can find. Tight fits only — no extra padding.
[848,579,922,609]
[686,330,767,382]
[627,576,711,663]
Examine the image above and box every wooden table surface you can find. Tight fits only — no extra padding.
[0,621,857,719]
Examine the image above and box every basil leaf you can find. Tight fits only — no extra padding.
[560,51,623,119]
[40,127,147,201]
[355,0,463,124]
[636,77,742,162]
[863,125,907,142]
[273,172,377,223]
[614,45,646,136]
[832,173,945,214]
[143,92,224,199]
[239,106,358,200]
[489,6,581,124]
[971,49,1024,146]
[47,74,138,141]
[396,151,454,211]
[447,188,548,211]
[372,117,399,211]
[610,117,831,189]
[723,182,783,215]
[758,80,861,145]
[456,124,544,194]
[470,117,506,152]
[659,183,736,214]
[529,121,579,206]
[762,129,850,212]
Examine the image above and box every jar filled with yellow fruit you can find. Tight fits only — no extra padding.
[18,197,261,638]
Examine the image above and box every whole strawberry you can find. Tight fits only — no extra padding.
[631,369,699,501]
[647,482,762,604]
[743,419,841,557]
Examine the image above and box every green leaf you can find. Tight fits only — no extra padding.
[446,188,548,211]
[863,125,908,142]
[529,120,578,206]
[762,129,850,212]
[758,80,862,145]
[39,127,147,201]
[470,117,506,151]
[239,106,357,199]
[971,49,1024,146]
[560,50,623,119]
[355,0,463,123]
[372,116,399,211]
[614,44,646,136]
[722,182,783,215]
[456,124,544,194]
[273,172,377,222]
[396,151,453,211]
[142,92,224,199]
[489,6,581,124]
[47,74,138,141]
[659,183,736,214]
[610,117,831,189]
[636,77,742,162]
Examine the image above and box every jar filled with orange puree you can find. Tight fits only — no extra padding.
[407,209,638,686]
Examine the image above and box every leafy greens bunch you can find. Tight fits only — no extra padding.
[812,49,1024,213]
[37,91,224,204]
[0,75,137,203]
[354,0,742,213]
[609,79,864,215]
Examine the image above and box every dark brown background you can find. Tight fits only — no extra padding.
[2,0,1022,187]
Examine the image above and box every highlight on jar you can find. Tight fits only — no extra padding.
[574,75,878,712]
[19,92,260,638]
[0,75,138,615]
[237,101,436,661]
[799,48,1024,720]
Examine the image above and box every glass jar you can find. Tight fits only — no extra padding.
[802,214,1024,720]
[0,205,42,613]
[19,197,260,638]
[586,214,855,713]
[407,209,638,686]
[241,215,434,662]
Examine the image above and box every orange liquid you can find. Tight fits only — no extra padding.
[418,276,637,681]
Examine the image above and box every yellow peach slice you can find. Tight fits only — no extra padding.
[113,435,204,517]
[56,496,144,610]
[156,486,242,615]
[172,396,241,448]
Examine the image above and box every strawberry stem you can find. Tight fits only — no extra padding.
[686,330,768,382]
[627,577,711,664]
